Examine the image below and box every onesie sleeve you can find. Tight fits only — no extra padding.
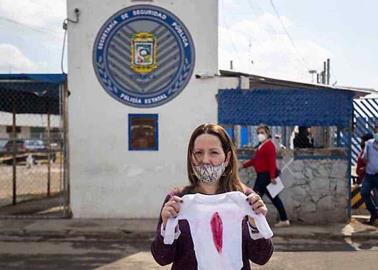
[242,218,274,265]
[247,222,264,240]
[151,194,179,266]
[240,191,274,265]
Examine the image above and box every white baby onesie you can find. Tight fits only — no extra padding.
[164,191,273,270]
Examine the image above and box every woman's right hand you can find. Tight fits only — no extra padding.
[161,196,183,228]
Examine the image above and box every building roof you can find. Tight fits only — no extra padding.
[219,70,376,97]
[0,73,66,115]
[0,74,66,84]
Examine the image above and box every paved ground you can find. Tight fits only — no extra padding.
[252,251,378,270]
[0,217,376,269]
[0,235,377,270]
[0,216,376,240]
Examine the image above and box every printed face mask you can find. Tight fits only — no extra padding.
[193,163,226,183]
[257,133,267,142]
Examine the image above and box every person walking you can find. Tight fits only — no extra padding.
[361,126,378,225]
[241,124,290,227]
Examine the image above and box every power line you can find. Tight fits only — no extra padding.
[243,0,309,77]
[268,0,310,70]
[220,0,243,70]
[61,22,68,74]
[0,16,61,37]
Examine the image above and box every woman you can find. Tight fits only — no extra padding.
[151,123,273,269]
[241,124,290,227]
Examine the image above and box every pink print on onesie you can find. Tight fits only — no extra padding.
[210,212,223,253]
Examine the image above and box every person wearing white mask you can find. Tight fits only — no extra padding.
[241,124,290,227]
[151,123,273,269]
[361,125,378,225]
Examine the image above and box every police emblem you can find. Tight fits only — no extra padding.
[93,5,195,108]
[131,33,157,73]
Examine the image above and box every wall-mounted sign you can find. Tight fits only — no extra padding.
[93,5,195,108]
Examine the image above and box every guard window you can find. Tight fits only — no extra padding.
[129,114,158,151]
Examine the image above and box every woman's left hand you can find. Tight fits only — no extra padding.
[247,193,268,216]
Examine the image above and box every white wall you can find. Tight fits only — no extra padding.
[19,127,30,139]
[0,112,61,127]
[0,126,30,139]
[68,0,238,218]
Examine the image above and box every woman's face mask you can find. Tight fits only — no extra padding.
[257,133,267,142]
[192,162,226,184]
[191,134,230,183]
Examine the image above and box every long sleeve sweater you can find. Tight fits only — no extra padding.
[242,140,277,180]
[151,191,274,269]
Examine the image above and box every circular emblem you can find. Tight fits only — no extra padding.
[93,5,195,108]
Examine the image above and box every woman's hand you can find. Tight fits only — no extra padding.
[161,196,183,228]
[246,193,268,216]
[271,177,278,184]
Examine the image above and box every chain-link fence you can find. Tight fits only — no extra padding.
[352,98,378,165]
[0,75,69,218]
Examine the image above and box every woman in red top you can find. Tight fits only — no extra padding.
[242,124,289,227]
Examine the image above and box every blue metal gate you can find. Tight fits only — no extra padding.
[352,98,378,165]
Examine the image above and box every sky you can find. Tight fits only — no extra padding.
[0,0,377,91]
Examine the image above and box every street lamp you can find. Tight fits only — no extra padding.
[308,70,317,83]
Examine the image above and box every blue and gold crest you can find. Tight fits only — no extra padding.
[93,5,195,108]
[131,32,157,73]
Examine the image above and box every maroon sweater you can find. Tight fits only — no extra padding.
[151,192,274,269]
[243,140,277,180]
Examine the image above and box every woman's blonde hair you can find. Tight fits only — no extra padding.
[182,123,244,194]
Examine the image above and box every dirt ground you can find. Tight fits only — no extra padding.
[0,161,63,209]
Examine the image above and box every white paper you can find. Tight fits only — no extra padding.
[266,177,284,198]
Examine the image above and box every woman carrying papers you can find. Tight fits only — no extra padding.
[242,124,290,228]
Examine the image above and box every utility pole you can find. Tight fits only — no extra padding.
[230,60,233,70]
[326,58,330,85]
[316,58,331,85]
[248,38,254,73]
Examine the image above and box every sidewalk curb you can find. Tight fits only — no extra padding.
[0,230,155,240]
[273,232,378,241]
[0,229,377,241]
[0,219,377,241]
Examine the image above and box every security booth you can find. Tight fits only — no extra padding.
[0,74,69,217]
[218,71,374,224]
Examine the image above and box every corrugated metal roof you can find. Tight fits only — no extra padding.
[219,70,376,97]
